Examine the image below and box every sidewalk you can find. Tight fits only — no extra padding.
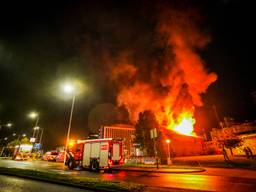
[0,157,12,160]
[118,155,256,172]
[172,155,256,169]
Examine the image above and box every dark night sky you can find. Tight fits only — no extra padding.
[0,0,255,148]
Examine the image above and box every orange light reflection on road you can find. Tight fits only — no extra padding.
[163,174,220,191]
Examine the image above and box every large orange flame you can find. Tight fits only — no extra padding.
[168,111,196,136]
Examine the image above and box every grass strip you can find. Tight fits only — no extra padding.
[0,167,144,192]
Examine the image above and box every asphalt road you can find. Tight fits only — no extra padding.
[1,159,256,192]
[0,174,91,192]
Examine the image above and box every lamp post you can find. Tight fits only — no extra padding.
[0,123,12,146]
[28,112,39,140]
[34,126,40,142]
[0,122,12,131]
[39,127,44,146]
[62,83,77,166]
[166,139,172,165]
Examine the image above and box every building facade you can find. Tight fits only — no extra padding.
[211,122,256,141]
[99,124,135,157]
[210,122,256,155]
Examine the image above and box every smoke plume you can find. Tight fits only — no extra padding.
[108,5,217,127]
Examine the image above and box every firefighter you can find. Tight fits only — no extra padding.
[243,147,250,159]
[222,147,229,162]
[246,147,254,159]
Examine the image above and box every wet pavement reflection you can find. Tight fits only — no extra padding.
[1,159,256,192]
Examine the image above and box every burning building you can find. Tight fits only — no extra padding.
[162,128,204,156]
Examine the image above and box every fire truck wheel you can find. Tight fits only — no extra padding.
[68,160,75,170]
[91,159,99,171]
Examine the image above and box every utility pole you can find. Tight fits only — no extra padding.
[63,94,76,166]
[32,116,39,138]
[36,127,40,143]
[38,127,44,151]
[39,128,44,145]
[212,104,223,128]
[153,137,159,169]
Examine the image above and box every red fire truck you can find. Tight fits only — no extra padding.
[66,138,123,171]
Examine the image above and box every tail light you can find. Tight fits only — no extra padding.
[108,159,113,165]
[119,158,123,164]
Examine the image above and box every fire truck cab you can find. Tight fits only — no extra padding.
[66,138,123,171]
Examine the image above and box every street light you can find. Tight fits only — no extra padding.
[62,82,77,166]
[0,122,13,130]
[166,139,172,165]
[63,83,74,94]
[28,112,39,139]
[29,112,44,149]
[28,112,38,119]
[0,123,13,145]
[16,133,27,142]
[6,123,12,127]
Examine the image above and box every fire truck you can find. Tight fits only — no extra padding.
[66,138,123,171]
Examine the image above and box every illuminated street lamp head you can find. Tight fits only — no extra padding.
[166,139,171,143]
[29,112,38,119]
[6,123,12,127]
[63,83,74,94]
[69,140,75,147]
[22,134,26,137]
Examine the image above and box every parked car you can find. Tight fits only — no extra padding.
[56,151,65,162]
[43,151,59,161]
[14,152,31,160]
